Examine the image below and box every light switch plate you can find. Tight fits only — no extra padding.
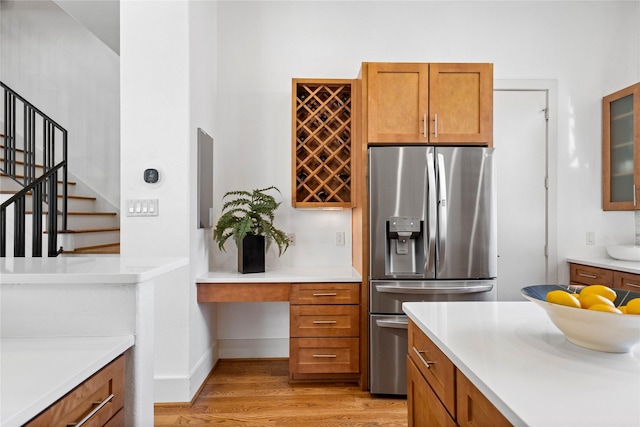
[126,199,159,217]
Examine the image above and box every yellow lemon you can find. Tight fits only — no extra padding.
[588,304,622,314]
[579,285,617,302]
[619,305,628,314]
[546,290,581,308]
[579,293,615,309]
[626,298,640,315]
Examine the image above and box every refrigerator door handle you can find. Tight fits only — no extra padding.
[426,151,437,273]
[375,284,494,294]
[375,318,409,329]
[437,152,447,273]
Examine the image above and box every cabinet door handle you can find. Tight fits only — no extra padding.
[423,114,427,138]
[312,293,337,297]
[634,184,637,206]
[625,282,640,289]
[412,346,435,369]
[578,273,597,279]
[312,354,337,358]
[312,320,337,324]
[67,393,114,426]
[433,113,438,139]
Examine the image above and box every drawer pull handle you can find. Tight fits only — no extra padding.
[312,320,337,324]
[578,273,597,279]
[313,293,337,296]
[67,393,114,427]
[312,354,337,358]
[413,346,435,369]
[625,282,640,289]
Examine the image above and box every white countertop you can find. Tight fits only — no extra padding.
[1,335,134,427]
[567,257,640,274]
[403,301,640,427]
[0,256,189,284]
[196,266,362,283]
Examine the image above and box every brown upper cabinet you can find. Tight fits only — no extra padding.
[365,62,493,145]
[603,82,640,211]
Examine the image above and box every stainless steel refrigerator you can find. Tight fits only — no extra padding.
[368,146,497,395]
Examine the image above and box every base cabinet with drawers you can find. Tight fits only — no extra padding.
[289,283,360,381]
[408,320,511,427]
[569,262,640,292]
[25,354,126,427]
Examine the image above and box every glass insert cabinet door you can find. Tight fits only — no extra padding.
[603,82,640,211]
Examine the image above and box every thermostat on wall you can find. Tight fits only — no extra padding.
[144,168,159,184]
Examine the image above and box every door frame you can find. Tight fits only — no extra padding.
[494,80,558,284]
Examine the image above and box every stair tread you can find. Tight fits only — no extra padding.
[0,190,96,200]
[63,242,120,254]
[26,210,117,215]
[58,227,120,234]
[0,172,76,185]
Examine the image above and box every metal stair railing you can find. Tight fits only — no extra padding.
[1,81,68,257]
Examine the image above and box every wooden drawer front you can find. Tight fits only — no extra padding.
[290,338,359,374]
[613,271,640,292]
[457,369,512,427]
[408,320,455,417]
[408,357,456,427]
[290,283,360,305]
[26,354,125,427]
[290,305,359,337]
[569,263,613,287]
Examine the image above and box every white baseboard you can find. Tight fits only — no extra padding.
[218,338,289,359]
[154,342,218,403]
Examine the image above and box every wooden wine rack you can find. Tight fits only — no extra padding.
[292,79,354,208]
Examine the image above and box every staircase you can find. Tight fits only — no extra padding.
[1,82,120,256]
[0,141,120,255]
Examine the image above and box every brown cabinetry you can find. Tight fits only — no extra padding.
[366,62,493,145]
[569,263,613,287]
[569,262,640,292]
[613,270,640,292]
[289,283,360,380]
[26,354,125,427]
[602,82,640,210]
[456,369,511,427]
[408,320,511,427]
[292,79,355,208]
[408,356,456,427]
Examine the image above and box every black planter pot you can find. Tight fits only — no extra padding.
[238,234,265,274]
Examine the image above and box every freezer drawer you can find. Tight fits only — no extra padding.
[370,279,496,314]
[369,314,409,395]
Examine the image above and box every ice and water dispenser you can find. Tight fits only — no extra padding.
[386,216,423,275]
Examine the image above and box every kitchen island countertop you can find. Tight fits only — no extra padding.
[1,335,134,427]
[403,301,640,427]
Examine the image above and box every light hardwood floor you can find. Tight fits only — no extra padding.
[154,359,408,426]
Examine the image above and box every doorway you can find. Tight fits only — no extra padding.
[494,82,557,300]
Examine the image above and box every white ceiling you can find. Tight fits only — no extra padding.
[54,0,119,54]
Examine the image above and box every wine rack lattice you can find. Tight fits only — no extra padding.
[292,79,353,208]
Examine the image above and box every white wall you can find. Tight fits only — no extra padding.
[213,0,640,352]
[0,0,120,208]
[120,0,217,403]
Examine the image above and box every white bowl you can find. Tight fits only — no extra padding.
[606,244,640,261]
[521,285,640,353]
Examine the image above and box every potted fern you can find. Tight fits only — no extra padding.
[213,186,290,273]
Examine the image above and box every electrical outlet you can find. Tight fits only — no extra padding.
[287,233,296,246]
[336,231,345,246]
[586,231,595,245]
